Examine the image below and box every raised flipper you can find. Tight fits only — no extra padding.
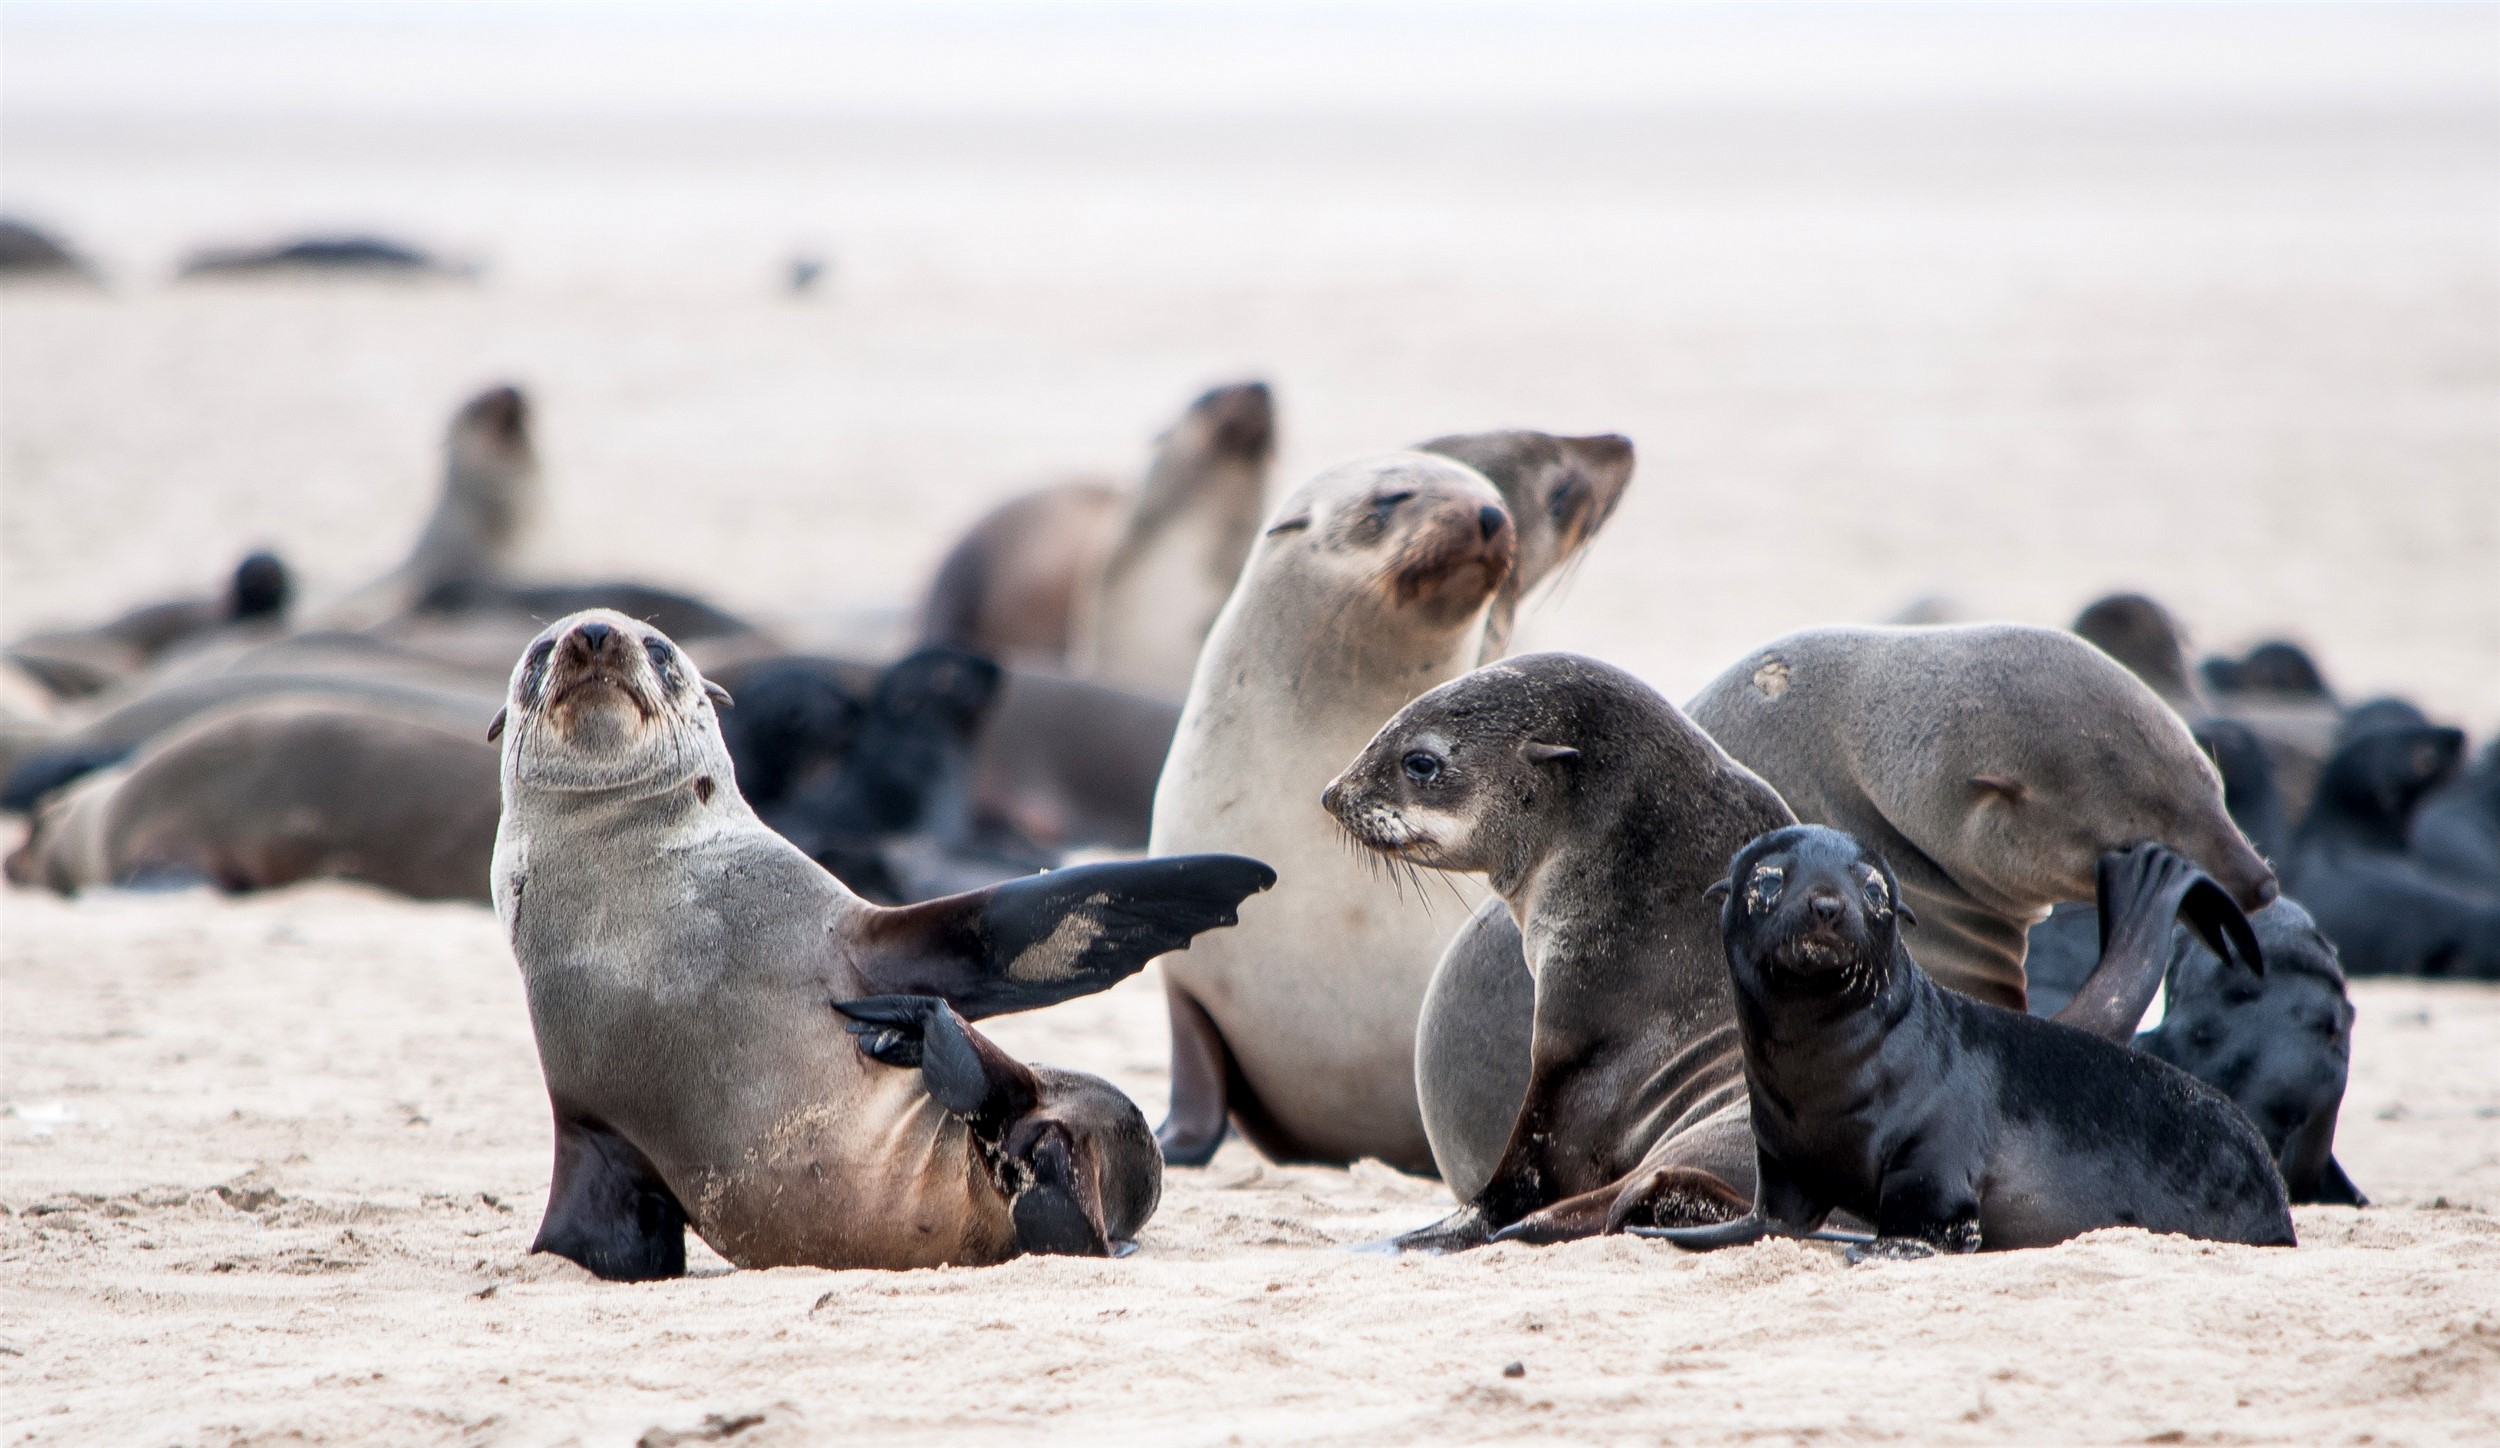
[2052,842,2262,1043]
[835,994,1119,1257]
[854,854,1276,1018]
[531,1111,688,1282]
[1156,982,1231,1166]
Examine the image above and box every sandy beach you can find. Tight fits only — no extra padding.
[5,5,2497,1443]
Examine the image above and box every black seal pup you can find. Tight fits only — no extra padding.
[1324,653,1795,1245]
[1654,825,2294,1257]
[2414,738,2500,893]
[2285,723,2500,977]
[493,610,1274,1276]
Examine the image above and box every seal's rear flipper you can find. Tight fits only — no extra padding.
[1156,983,1232,1166]
[533,1113,688,1282]
[833,994,1039,1127]
[2055,843,2261,1043]
[1630,1215,1774,1252]
[855,854,1277,1017]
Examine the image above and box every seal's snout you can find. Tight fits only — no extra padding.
[570,619,617,656]
[1319,780,1344,815]
[1810,893,1844,925]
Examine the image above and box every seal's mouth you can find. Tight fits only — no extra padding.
[547,668,656,722]
[1381,502,1515,619]
[1760,927,1883,995]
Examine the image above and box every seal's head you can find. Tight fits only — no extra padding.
[1013,1067,1164,1253]
[226,550,292,622]
[2307,722,2464,851]
[1165,379,1275,471]
[2072,592,2198,709]
[1323,654,1653,890]
[493,609,733,795]
[449,383,533,472]
[2143,899,2352,1171]
[1251,452,1516,644]
[1415,431,1633,648]
[1709,825,1914,1000]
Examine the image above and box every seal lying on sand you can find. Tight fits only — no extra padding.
[921,382,1273,680]
[7,551,294,701]
[493,610,1273,1276]
[1149,454,1515,1172]
[1652,825,2295,1258]
[5,697,501,901]
[2415,738,2500,893]
[2286,723,2500,978]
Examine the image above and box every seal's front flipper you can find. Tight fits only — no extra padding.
[532,1112,688,1282]
[1630,1215,1774,1252]
[1156,983,1231,1166]
[2275,1101,2367,1206]
[855,854,1277,1017]
[1390,1204,1500,1254]
[1486,1185,1618,1245]
[2304,1155,2368,1207]
[834,994,1039,1128]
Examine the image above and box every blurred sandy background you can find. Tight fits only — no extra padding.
[5,4,2498,1444]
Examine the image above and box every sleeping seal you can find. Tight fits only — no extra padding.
[1324,653,1793,1245]
[1150,453,1515,1171]
[494,610,1273,1276]
[1654,825,2294,1257]
[6,550,294,701]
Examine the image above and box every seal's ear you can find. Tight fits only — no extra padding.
[1703,879,1732,904]
[704,681,734,710]
[1895,893,1918,927]
[850,854,1278,1018]
[1522,742,1580,765]
[486,707,507,743]
[1969,774,2027,804]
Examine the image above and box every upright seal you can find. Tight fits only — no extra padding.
[493,610,1273,1275]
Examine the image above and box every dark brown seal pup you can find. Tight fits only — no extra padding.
[1687,624,2276,1012]
[1324,653,1793,1246]
[1652,824,2294,1258]
[5,697,501,901]
[2285,723,2500,978]
[492,609,1273,1276]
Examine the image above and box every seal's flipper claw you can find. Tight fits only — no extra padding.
[2178,875,2265,977]
[1628,1215,1773,1253]
[854,854,1277,1018]
[532,1113,688,1282]
[832,994,1039,1122]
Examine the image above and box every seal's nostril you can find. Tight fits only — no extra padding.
[1320,783,1342,814]
[577,621,615,652]
[1811,896,1842,923]
[1478,505,1506,542]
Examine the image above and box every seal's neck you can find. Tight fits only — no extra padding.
[1735,949,1922,1098]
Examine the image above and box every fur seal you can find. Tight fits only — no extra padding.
[492,610,1273,1275]
[177,234,466,279]
[2071,592,2203,715]
[1413,431,1634,663]
[2200,639,2341,820]
[319,385,538,627]
[1070,381,1276,698]
[2286,723,2500,978]
[2414,738,2500,893]
[1150,452,1517,1171]
[0,217,95,280]
[920,382,1273,678]
[6,550,293,701]
[5,697,501,901]
[1324,653,1793,1244]
[1652,825,2295,1257]
[1686,624,2277,1012]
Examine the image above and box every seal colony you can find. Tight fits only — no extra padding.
[8,373,2468,1286]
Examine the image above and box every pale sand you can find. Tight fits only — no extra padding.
[3,883,2498,1446]
[6,15,2500,1443]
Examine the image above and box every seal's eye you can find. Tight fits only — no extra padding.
[1859,869,1890,916]
[518,638,557,701]
[1402,751,1443,785]
[642,637,679,688]
[1547,476,1583,522]
[1375,489,1417,511]
[1746,864,1784,914]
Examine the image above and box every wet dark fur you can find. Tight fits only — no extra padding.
[1653,826,2293,1257]
[2286,724,2500,977]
